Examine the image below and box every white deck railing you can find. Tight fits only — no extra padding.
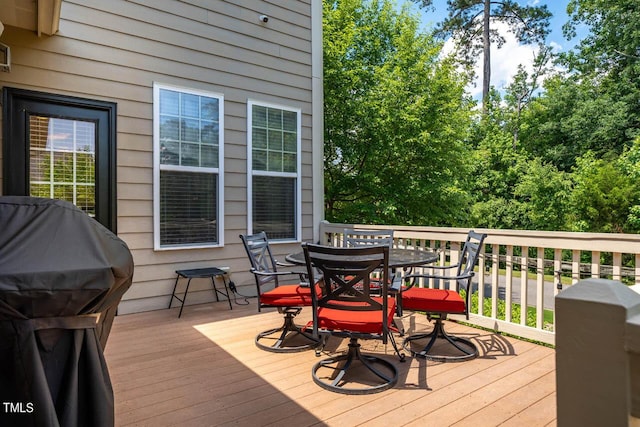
[319,221,640,345]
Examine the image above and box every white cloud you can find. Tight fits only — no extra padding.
[442,21,549,99]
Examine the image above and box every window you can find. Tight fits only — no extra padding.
[248,101,301,241]
[153,83,224,249]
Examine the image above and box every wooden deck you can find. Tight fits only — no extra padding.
[105,300,557,426]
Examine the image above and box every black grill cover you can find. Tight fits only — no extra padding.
[0,197,134,427]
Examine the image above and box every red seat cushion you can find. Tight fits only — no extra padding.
[401,287,466,314]
[260,284,314,307]
[317,297,396,334]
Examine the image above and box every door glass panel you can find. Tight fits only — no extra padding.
[28,115,96,217]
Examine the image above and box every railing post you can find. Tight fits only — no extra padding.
[556,279,640,426]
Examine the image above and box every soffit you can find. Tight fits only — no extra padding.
[0,0,62,36]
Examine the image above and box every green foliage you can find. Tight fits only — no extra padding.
[563,0,640,85]
[520,75,638,171]
[323,0,473,226]
[461,290,554,330]
[567,151,640,233]
[324,0,640,235]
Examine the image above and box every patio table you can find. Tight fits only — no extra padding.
[286,246,438,295]
[285,247,438,271]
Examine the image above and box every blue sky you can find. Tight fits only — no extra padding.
[401,1,589,98]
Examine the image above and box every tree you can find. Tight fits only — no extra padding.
[563,0,640,84]
[559,0,640,154]
[568,151,640,233]
[518,73,637,172]
[323,0,473,226]
[413,0,551,113]
[503,46,554,148]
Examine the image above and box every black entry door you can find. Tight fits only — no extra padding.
[2,88,117,232]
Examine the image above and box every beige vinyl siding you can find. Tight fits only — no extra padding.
[0,0,315,314]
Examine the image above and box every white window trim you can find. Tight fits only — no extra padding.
[153,82,225,250]
[247,99,302,243]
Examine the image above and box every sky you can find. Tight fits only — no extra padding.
[402,0,588,99]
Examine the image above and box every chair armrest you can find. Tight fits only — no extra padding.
[401,271,474,291]
[251,268,306,278]
[276,260,296,267]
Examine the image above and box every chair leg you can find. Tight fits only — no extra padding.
[403,317,478,362]
[312,337,398,395]
[255,307,319,353]
[386,329,406,363]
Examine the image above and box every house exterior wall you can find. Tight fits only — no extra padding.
[0,0,320,314]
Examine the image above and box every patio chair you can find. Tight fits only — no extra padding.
[303,243,405,394]
[239,232,318,353]
[342,228,397,292]
[343,228,405,331]
[343,228,394,248]
[400,230,487,362]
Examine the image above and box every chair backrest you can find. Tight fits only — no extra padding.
[455,230,487,292]
[343,229,394,249]
[303,243,390,336]
[239,232,280,289]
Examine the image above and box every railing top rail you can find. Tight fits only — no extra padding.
[319,221,640,253]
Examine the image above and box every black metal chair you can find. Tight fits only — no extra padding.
[343,228,394,249]
[342,228,398,292]
[240,232,318,353]
[303,243,405,395]
[400,230,487,362]
[342,228,408,334]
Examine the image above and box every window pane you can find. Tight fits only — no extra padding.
[201,121,218,145]
[283,153,297,173]
[201,145,218,168]
[160,89,179,115]
[253,149,267,170]
[253,128,267,149]
[201,97,219,121]
[30,151,51,181]
[76,184,96,217]
[160,116,180,141]
[160,141,180,165]
[283,132,297,153]
[283,110,297,132]
[160,170,217,246]
[181,93,200,118]
[252,175,295,240]
[253,105,267,127]
[268,130,283,151]
[267,108,282,129]
[180,143,200,166]
[76,152,95,183]
[31,183,50,198]
[181,118,200,142]
[268,151,283,172]
[29,116,49,149]
[50,119,75,151]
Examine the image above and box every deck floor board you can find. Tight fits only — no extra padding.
[105,300,557,426]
